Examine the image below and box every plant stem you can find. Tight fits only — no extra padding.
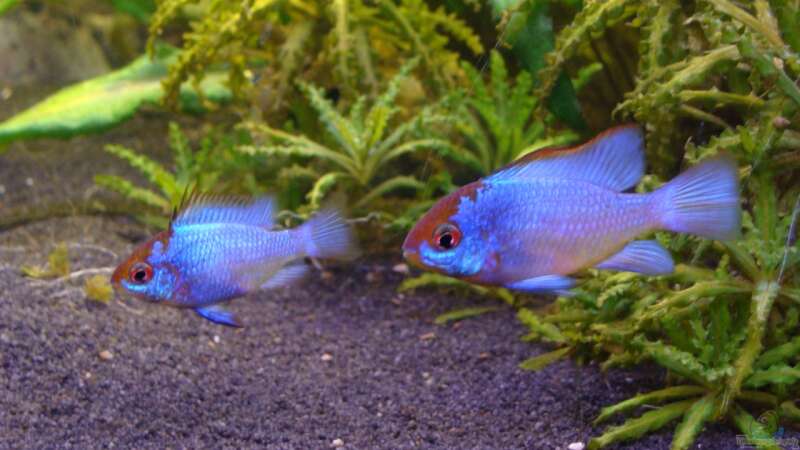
[708,0,784,49]
[678,90,766,108]
[679,105,731,129]
[720,280,780,416]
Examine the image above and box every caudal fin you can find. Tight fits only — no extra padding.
[656,154,741,240]
[300,207,359,260]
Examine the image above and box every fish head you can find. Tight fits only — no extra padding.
[403,182,489,278]
[112,231,182,304]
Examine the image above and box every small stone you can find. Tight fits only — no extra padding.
[24,177,34,187]
[568,442,585,450]
[84,371,92,380]
[0,185,5,195]
[321,353,333,362]
[1,86,11,100]
[419,332,436,341]
[478,352,491,360]
[213,335,221,344]
[98,350,113,361]
[321,271,334,281]
[392,263,409,274]
[331,438,344,448]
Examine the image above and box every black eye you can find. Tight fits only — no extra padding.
[433,223,461,250]
[129,262,153,284]
[439,232,454,249]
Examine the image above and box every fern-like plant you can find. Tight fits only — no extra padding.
[95,122,261,226]
[444,50,583,175]
[147,0,483,112]
[240,59,456,212]
[520,1,800,448]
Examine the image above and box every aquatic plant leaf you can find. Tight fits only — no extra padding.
[306,172,346,211]
[517,308,565,344]
[0,0,18,15]
[588,400,694,449]
[104,145,179,202]
[744,363,800,388]
[492,0,586,131]
[85,275,113,304]
[519,347,571,372]
[434,306,500,325]
[671,393,717,450]
[640,340,713,385]
[111,0,156,22]
[93,175,171,216]
[755,335,800,368]
[0,46,230,146]
[594,386,705,425]
[355,176,424,209]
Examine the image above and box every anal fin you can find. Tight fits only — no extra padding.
[506,275,575,294]
[261,263,309,289]
[195,305,242,327]
[595,240,674,275]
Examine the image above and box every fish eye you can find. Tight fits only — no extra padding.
[433,223,461,250]
[128,262,153,284]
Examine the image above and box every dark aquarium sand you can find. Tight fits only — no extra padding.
[0,107,792,449]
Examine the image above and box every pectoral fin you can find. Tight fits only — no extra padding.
[595,240,674,275]
[195,305,242,327]
[506,275,576,295]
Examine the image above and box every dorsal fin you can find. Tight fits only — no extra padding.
[487,124,645,191]
[171,193,275,229]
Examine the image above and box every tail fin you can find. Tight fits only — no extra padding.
[656,154,741,240]
[300,206,359,260]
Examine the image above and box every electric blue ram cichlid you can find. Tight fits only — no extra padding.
[112,195,357,327]
[402,125,741,295]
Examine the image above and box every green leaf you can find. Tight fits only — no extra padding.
[589,400,694,449]
[519,347,571,372]
[306,172,346,210]
[355,176,423,209]
[517,308,566,344]
[756,335,800,368]
[745,363,800,388]
[671,393,717,450]
[594,386,706,425]
[93,175,171,211]
[434,306,500,325]
[0,0,18,15]
[111,0,156,22]
[491,0,586,131]
[0,46,231,145]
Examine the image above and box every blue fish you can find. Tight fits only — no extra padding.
[112,195,357,326]
[402,125,741,294]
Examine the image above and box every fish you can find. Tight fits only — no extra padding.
[402,124,740,295]
[111,194,358,327]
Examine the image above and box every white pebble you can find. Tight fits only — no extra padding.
[25,177,34,187]
[392,263,409,274]
[321,353,333,362]
[331,438,344,448]
[568,442,585,450]
[0,185,5,195]
[213,335,220,344]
